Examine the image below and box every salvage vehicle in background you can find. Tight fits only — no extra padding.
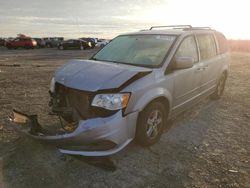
[9,25,230,156]
[95,39,109,48]
[44,37,64,48]
[0,38,6,46]
[34,38,46,48]
[5,37,37,49]
[80,37,96,48]
[58,39,92,50]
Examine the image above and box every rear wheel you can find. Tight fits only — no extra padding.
[136,101,167,146]
[211,72,227,99]
[59,45,64,50]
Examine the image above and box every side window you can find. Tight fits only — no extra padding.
[197,34,217,60]
[175,36,198,62]
[215,32,229,54]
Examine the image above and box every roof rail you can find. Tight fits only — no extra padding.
[187,27,211,30]
[149,25,212,31]
[149,25,192,30]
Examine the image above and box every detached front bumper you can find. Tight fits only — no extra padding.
[7,110,138,156]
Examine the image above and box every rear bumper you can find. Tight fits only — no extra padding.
[7,110,138,156]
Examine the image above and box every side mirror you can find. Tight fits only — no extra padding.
[175,57,194,69]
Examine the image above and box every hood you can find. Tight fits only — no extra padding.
[55,59,151,92]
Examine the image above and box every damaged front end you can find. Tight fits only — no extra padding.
[48,83,118,124]
[7,84,138,156]
[6,59,152,156]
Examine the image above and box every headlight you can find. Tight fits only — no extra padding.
[50,77,55,92]
[88,42,92,47]
[91,93,130,110]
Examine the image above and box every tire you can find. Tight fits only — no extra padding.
[59,45,64,50]
[211,72,227,100]
[136,101,167,146]
[100,44,105,48]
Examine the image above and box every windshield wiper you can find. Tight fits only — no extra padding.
[90,58,154,68]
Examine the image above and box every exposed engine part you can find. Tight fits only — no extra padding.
[49,83,118,123]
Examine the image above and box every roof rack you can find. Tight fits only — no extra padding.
[149,25,212,31]
[150,25,192,30]
[188,27,211,30]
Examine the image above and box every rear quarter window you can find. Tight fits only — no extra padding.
[196,34,217,60]
[215,32,229,54]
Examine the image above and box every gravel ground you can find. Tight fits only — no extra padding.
[0,48,249,188]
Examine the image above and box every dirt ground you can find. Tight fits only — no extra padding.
[0,48,249,188]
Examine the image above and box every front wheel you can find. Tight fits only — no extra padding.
[79,45,84,50]
[211,72,227,99]
[136,101,167,146]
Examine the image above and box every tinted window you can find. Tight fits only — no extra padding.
[197,34,217,60]
[175,36,198,62]
[215,32,229,54]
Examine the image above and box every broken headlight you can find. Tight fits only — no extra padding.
[91,93,130,110]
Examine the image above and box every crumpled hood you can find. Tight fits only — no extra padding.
[55,59,151,92]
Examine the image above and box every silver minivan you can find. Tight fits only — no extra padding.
[9,25,230,156]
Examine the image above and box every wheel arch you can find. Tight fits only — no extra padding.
[134,95,171,146]
[130,88,172,119]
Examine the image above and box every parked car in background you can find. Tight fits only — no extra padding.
[80,37,96,48]
[44,37,64,48]
[95,39,109,48]
[9,25,230,157]
[34,38,46,48]
[5,38,37,49]
[0,38,6,46]
[58,39,91,50]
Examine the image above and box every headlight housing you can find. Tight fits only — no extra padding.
[91,93,130,110]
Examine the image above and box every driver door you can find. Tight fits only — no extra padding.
[172,35,203,114]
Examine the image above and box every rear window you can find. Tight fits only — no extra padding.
[215,32,229,54]
[196,34,217,60]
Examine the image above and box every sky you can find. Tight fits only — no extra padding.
[0,0,249,39]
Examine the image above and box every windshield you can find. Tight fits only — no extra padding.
[92,35,176,68]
